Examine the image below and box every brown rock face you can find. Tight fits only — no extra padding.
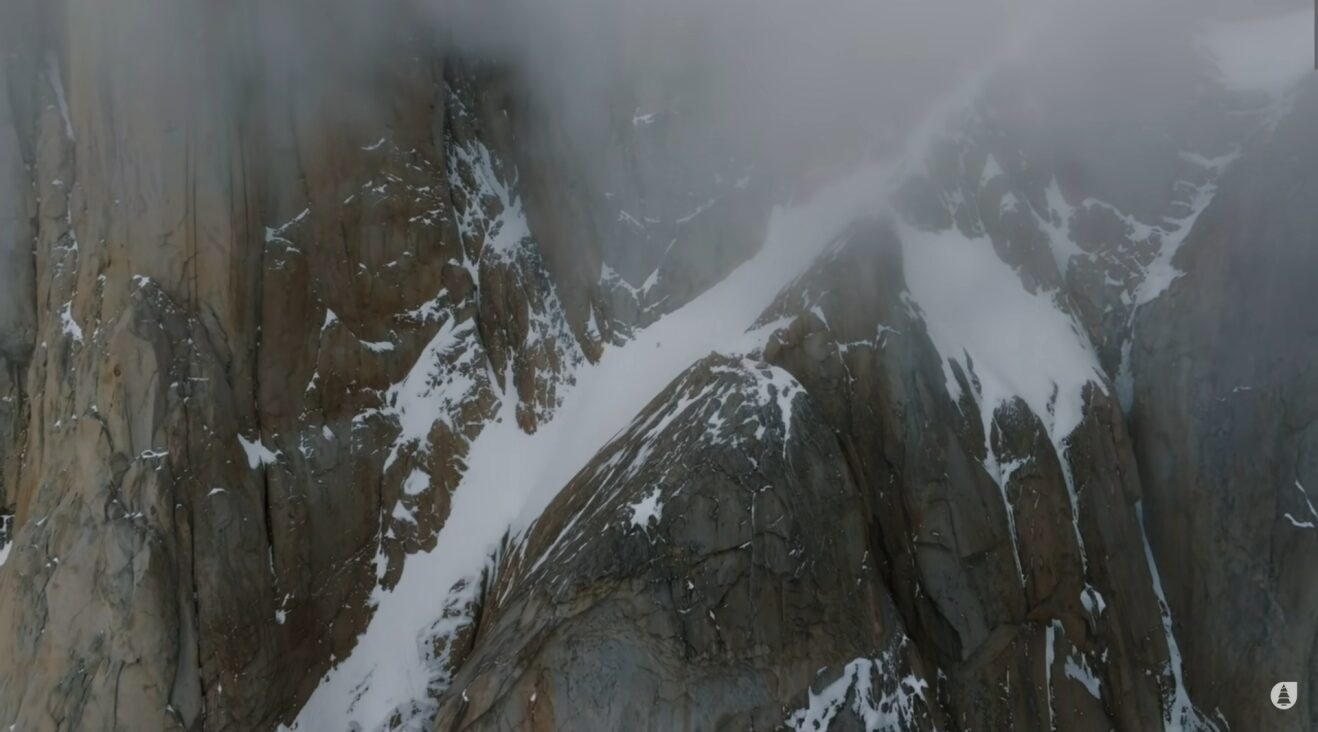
[0,1,604,729]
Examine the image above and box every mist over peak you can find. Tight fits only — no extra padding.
[0,2,1314,731]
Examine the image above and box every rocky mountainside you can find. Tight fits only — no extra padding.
[0,2,1314,731]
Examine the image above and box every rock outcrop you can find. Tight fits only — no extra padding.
[755,222,1175,730]
[0,1,602,728]
[433,355,937,730]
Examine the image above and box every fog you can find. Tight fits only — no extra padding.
[438,0,1030,157]
[419,0,1300,183]
[22,0,1313,229]
[0,0,1309,350]
[261,0,1305,273]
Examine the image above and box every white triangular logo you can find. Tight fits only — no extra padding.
[1272,681,1298,710]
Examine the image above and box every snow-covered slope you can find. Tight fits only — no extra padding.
[285,161,893,731]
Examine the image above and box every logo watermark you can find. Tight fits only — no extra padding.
[1272,681,1298,710]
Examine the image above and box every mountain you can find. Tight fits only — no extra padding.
[0,2,1314,731]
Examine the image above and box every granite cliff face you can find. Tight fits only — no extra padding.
[0,2,1314,731]
[1130,82,1318,728]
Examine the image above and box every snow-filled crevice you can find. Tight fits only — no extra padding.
[1113,149,1238,410]
[1135,501,1221,732]
[1285,481,1318,530]
[1044,620,1058,729]
[0,513,13,568]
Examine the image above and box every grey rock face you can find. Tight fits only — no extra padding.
[432,355,937,731]
[0,66,36,366]
[427,207,1236,731]
[1130,80,1318,731]
[756,222,1173,730]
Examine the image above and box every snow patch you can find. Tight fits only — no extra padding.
[1284,514,1315,529]
[266,208,310,246]
[1044,621,1058,727]
[380,317,482,472]
[237,435,281,470]
[627,488,663,530]
[59,302,83,344]
[729,359,805,455]
[900,222,1103,445]
[1065,650,1103,700]
[0,515,12,568]
[403,470,430,498]
[1081,584,1107,617]
[1284,481,1318,529]
[392,502,417,526]
[900,219,1103,571]
[785,638,929,732]
[986,456,1028,583]
[449,138,529,259]
[1134,152,1239,306]
[1038,179,1084,274]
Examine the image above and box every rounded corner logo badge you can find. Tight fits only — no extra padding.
[1271,681,1298,710]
